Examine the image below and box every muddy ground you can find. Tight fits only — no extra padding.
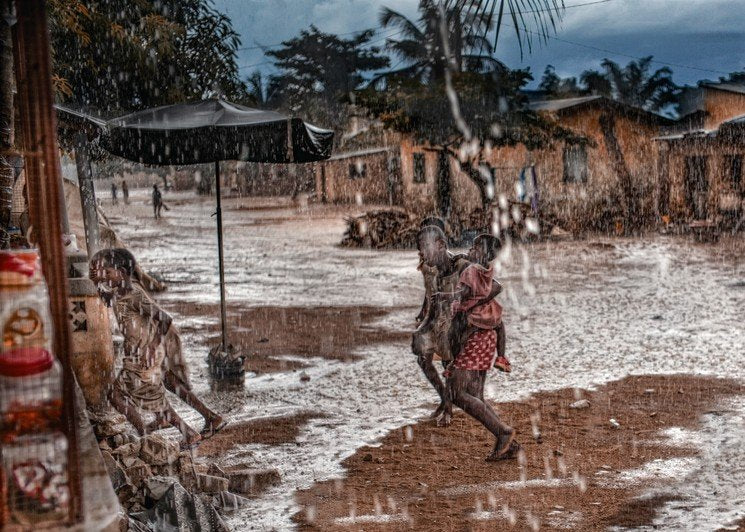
[170,303,410,374]
[100,189,745,530]
[294,374,743,531]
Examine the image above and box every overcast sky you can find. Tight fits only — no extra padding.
[214,0,745,88]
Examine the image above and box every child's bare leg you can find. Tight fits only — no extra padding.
[163,370,223,431]
[160,404,201,445]
[412,332,451,424]
[109,386,147,436]
[450,369,514,454]
[496,321,506,359]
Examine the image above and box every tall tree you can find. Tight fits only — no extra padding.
[443,0,565,56]
[538,64,582,98]
[49,0,247,114]
[378,0,494,83]
[580,56,679,111]
[266,25,389,110]
[716,69,745,84]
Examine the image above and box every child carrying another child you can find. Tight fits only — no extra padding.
[450,234,510,373]
[447,233,519,461]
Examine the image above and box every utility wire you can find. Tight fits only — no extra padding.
[237,29,405,71]
[501,21,732,75]
[235,0,617,53]
[237,0,732,78]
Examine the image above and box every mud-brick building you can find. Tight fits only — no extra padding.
[314,146,401,204]
[312,113,405,206]
[656,82,745,221]
[432,96,672,229]
[315,97,672,229]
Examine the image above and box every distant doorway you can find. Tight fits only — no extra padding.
[684,156,708,219]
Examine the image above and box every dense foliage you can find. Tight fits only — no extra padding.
[49,0,247,114]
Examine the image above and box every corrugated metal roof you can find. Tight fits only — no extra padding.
[527,95,602,112]
[701,82,745,95]
[722,112,745,125]
[653,129,717,141]
[326,147,392,161]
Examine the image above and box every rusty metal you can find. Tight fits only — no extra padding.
[12,0,83,523]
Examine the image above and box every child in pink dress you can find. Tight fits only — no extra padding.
[450,234,510,373]
[446,234,520,461]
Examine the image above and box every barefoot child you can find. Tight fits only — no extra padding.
[90,248,224,446]
[447,234,519,460]
[451,234,511,372]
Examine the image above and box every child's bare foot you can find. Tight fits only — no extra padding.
[429,401,447,420]
[494,356,512,373]
[486,431,520,461]
[200,416,227,439]
[145,417,171,433]
[436,411,452,427]
[180,430,202,450]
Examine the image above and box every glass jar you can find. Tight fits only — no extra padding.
[0,348,63,441]
[0,250,52,354]
[0,250,42,289]
[0,432,69,526]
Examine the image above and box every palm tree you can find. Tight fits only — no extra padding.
[444,0,566,56]
[581,57,679,111]
[378,1,495,83]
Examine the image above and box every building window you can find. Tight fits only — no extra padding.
[348,161,366,180]
[413,152,426,184]
[724,154,743,191]
[563,144,587,183]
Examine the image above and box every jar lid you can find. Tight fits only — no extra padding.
[0,251,40,280]
[0,347,54,377]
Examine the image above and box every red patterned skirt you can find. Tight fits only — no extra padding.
[452,329,497,370]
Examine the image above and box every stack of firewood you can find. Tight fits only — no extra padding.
[341,209,419,249]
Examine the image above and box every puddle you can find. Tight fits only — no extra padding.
[105,193,745,530]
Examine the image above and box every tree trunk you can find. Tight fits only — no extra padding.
[599,113,639,234]
[436,148,451,219]
[0,3,14,248]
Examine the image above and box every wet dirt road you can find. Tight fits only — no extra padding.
[103,190,745,530]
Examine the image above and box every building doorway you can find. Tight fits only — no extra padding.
[684,156,708,219]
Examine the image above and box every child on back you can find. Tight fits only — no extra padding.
[450,234,511,373]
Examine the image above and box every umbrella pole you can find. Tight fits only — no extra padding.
[214,160,228,352]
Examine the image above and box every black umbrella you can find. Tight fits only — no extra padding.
[58,99,333,373]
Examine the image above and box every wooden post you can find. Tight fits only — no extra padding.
[214,160,228,351]
[12,0,82,522]
[73,132,100,254]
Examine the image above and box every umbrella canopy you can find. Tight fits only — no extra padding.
[56,99,334,377]
[60,99,333,165]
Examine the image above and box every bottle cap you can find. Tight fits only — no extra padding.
[0,347,54,377]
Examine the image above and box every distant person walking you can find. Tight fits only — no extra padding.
[111,182,118,205]
[152,184,163,219]
[122,180,129,204]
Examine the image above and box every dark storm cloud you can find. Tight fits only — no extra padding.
[216,0,745,86]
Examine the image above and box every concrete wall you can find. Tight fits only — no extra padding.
[398,138,439,215]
